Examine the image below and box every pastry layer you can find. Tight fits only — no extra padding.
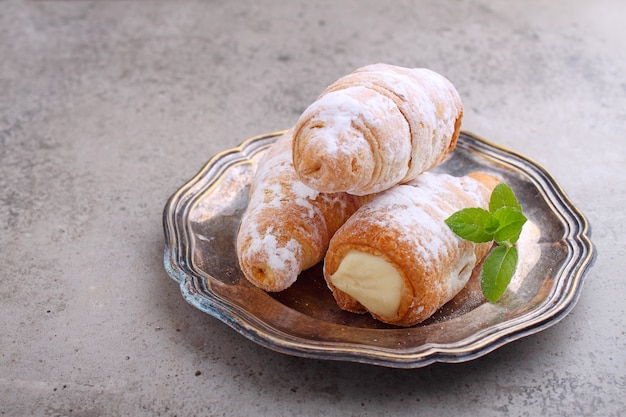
[323,172,499,326]
[236,130,365,292]
[292,63,463,195]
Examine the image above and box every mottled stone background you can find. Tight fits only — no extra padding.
[1,1,624,416]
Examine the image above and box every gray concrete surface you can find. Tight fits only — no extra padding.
[1,1,624,416]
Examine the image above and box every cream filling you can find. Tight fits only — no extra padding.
[329,250,405,319]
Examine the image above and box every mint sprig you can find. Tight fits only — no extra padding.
[445,183,527,303]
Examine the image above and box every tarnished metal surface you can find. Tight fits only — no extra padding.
[163,131,594,368]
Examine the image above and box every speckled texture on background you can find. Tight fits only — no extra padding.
[1,1,624,416]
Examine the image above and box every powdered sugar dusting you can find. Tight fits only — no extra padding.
[237,130,364,291]
[293,63,462,195]
[327,172,492,324]
[300,87,399,157]
[247,225,303,277]
[348,172,490,274]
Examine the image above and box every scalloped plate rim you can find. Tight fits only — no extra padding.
[162,130,596,368]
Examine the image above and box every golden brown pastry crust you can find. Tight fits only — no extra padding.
[236,130,366,292]
[292,63,463,196]
[323,172,499,326]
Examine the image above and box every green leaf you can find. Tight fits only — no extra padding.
[445,181,528,304]
[480,245,518,303]
[489,183,521,213]
[445,208,498,243]
[492,207,528,245]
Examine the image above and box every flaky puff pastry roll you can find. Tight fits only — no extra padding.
[292,63,463,196]
[323,172,500,326]
[236,130,367,292]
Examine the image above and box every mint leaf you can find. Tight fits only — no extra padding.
[489,183,521,212]
[445,208,498,243]
[445,181,527,303]
[492,206,528,245]
[480,245,518,302]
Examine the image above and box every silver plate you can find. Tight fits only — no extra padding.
[162,131,595,368]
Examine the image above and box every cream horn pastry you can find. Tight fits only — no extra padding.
[323,172,500,326]
[236,130,366,292]
[292,63,463,196]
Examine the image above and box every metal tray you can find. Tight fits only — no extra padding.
[162,130,595,368]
